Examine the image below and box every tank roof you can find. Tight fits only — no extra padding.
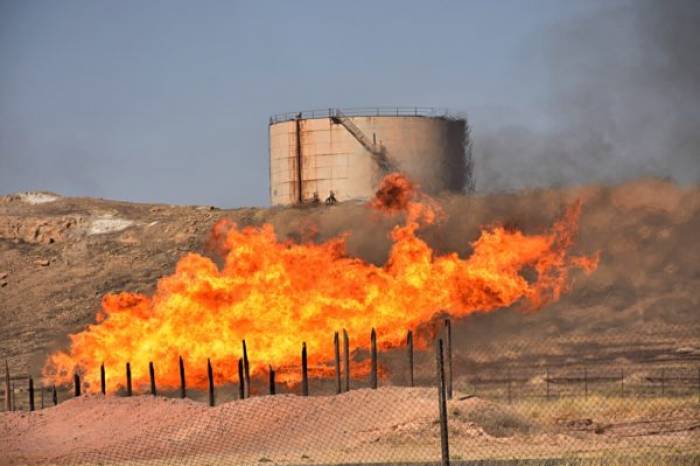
[269,107,465,125]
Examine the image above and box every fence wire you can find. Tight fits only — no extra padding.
[2,323,699,466]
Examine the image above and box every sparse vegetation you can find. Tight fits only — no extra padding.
[509,395,699,425]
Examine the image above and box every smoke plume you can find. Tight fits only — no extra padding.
[474,0,700,191]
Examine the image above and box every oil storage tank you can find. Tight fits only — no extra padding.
[268,107,470,206]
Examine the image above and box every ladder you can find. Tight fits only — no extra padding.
[331,110,395,172]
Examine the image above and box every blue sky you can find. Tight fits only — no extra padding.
[3,0,679,207]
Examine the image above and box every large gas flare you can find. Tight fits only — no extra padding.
[43,173,598,392]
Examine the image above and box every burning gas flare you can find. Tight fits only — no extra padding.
[43,173,598,392]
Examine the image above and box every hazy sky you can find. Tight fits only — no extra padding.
[2,0,695,207]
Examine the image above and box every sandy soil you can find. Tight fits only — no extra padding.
[1,179,700,464]
[1,387,698,465]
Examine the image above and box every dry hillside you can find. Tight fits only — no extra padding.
[1,178,699,386]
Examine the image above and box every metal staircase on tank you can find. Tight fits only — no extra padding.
[331,109,395,172]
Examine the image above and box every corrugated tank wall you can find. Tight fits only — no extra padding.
[269,113,468,206]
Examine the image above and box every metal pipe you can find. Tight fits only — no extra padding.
[343,329,350,392]
[269,365,276,395]
[179,356,186,399]
[100,363,106,395]
[407,330,414,388]
[435,339,450,466]
[242,340,251,398]
[295,117,303,203]
[207,359,215,407]
[28,377,34,411]
[149,362,156,396]
[238,358,245,400]
[334,332,341,394]
[444,318,453,400]
[370,328,378,389]
[125,363,132,397]
[301,342,309,396]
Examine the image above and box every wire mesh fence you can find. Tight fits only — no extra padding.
[2,321,699,465]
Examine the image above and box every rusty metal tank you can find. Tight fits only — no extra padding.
[268,108,470,205]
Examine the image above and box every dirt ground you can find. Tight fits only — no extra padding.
[1,387,698,465]
[1,178,700,464]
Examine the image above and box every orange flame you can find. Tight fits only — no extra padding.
[43,173,597,392]
[370,172,442,224]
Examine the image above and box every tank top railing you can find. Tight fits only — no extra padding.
[269,107,458,124]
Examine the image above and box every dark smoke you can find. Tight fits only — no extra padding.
[474,0,700,192]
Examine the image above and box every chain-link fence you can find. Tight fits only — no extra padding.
[2,320,699,465]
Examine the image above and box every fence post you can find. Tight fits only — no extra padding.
[52,385,57,405]
[435,338,450,466]
[269,365,276,395]
[343,329,350,392]
[445,318,453,400]
[100,363,106,395]
[546,368,550,400]
[407,330,414,388]
[40,385,45,409]
[370,328,378,389]
[125,363,132,396]
[334,331,341,395]
[242,340,251,398]
[179,356,186,399]
[4,360,10,412]
[584,367,588,400]
[149,362,156,396]
[238,358,245,400]
[207,359,215,407]
[74,373,81,397]
[28,377,35,411]
[301,342,309,396]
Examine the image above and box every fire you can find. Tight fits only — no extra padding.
[370,172,442,224]
[43,173,597,393]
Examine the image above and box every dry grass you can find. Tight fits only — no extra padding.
[508,394,699,424]
[514,453,700,466]
[445,394,700,465]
